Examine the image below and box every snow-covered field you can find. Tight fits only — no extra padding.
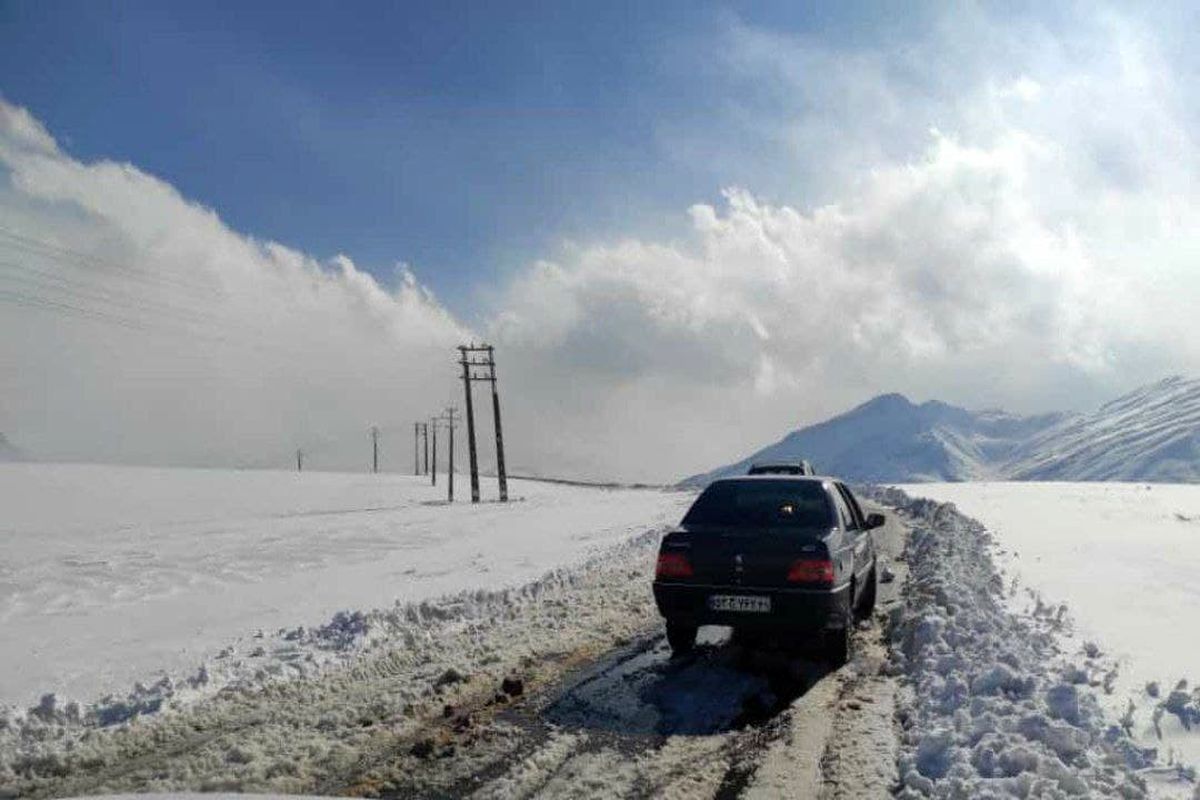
[8,464,1196,799]
[5,469,1183,798]
[0,463,691,712]
[898,482,1200,790]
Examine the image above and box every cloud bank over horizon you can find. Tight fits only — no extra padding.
[0,101,469,473]
[4,5,1200,481]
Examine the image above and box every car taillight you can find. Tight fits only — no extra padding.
[656,551,694,579]
[787,558,834,586]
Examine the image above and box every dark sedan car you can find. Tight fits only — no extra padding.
[652,476,883,663]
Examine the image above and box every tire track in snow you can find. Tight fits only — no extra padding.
[367,503,909,798]
[741,502,908,799]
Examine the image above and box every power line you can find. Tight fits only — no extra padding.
[0,231,370,361]
[0,270,363,365]
[1,229,483,478]
[0,285,306,359]
[0,260,224,329]
[0,287,162,334]
[0,226,222,297]
[0,253,286,347]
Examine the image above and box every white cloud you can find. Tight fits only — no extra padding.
[0,100,468,471]
[487,7,1200,479]
[491,139,1128,478]
[5,6,1200,482]
[999,76,1044,103]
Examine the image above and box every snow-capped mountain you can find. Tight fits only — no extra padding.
[685,376,1200,486]
[682,394,1066,486]
[1004,376,1200,482]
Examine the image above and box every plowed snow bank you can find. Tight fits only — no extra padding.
[868,487,1169,799]
[898,482,1200,793]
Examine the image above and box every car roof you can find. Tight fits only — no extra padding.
[713,474,833,483]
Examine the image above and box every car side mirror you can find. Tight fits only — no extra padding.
[865,512,885,530]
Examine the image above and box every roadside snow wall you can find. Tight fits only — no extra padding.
[0,527,669,795]
[867,487,1161,799]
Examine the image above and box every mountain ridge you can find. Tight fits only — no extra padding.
[684,376,1200,486]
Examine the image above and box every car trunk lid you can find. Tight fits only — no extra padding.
[669,524,830,588]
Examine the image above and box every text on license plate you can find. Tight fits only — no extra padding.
[707,595,771,613]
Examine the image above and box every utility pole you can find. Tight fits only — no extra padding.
[430,416,438,486]
[422,422,429,475]
[296,448,303,472]
[486,345,509,502]
[459,346,481,503]
[457,343,508,503]
[370,426,380,474]
[443,406,459,502]
[414,422,420,475]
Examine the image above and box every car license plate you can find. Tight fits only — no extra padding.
[707,595,771,613]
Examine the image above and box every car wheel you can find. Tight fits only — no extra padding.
[824,595,855,666]
[666,621,697,656]
[856,566,878,620]
[823,622,853,666]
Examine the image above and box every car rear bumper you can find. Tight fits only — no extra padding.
[652,581,851,632]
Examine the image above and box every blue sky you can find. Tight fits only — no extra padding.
[0,1,958,316]
[5,2,1200,477]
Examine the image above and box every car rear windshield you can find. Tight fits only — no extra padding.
[682,479,833,528]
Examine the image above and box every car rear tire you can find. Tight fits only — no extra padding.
[856,566,878,620]
[824,593,855,666]
[666,622,697,656]
[823,623,853,666]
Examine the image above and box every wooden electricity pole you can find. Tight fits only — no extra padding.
[370,426,380,474]
[296,448,303,472]
[485,346,509,502]
[443,406,459,502]
[413,422,420,475]
[422,422,429,475]
[457,343,508,503]
[459,346,481,503]
[430,416,438,486]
